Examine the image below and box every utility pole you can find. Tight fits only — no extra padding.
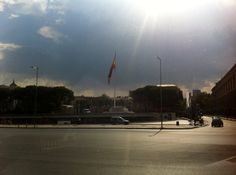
[157,56,163,129]
[31,66,39,116]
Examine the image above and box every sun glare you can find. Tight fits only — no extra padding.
[133,0,210,18]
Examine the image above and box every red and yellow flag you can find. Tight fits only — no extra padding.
[108,52,116,84]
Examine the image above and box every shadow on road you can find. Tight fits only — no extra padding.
[149,128,162,137]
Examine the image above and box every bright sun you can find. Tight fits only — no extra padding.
[133,0,209,18]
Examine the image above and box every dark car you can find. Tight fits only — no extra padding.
[111,116,129,125]
[211,117,223,127]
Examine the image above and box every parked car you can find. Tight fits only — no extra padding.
[83,109,91,114]
[211,117,223,127]
[57,116,82,125]
[111,116,129,125]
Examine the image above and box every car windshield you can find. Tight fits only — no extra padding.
[0,0,236,175]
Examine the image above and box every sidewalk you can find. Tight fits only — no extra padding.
[0,119,209,130]
[0,123,201,130]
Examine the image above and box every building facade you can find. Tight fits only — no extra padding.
[73,95,133,114]
[211,64,236,115]
[188,89,201,107]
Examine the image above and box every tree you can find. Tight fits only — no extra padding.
[0,88,11,113]
[130,85,185,114]
[191,92,212,115]
[1,86,74,114]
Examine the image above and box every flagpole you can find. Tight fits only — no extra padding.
[113,54,116,108]
[114,84,116,108]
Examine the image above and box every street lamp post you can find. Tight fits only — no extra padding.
[156,56,163,129]
[31,66,39,116]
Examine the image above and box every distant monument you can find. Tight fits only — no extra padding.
[9,80,18,89]
[0,80,19,89]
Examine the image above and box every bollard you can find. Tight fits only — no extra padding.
[176,121,179,126]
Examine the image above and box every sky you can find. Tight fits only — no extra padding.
[0,0,235,97]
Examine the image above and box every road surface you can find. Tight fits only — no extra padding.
[0,117,235,175]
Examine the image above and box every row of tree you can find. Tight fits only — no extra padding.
[2,84,232,117]
[0,86,74,114]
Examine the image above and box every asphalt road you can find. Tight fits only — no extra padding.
[0,117,236,175]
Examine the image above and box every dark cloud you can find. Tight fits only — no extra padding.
[0,0,235,96]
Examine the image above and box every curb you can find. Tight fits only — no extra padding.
[221,117,236,122]
[0,124,200,130]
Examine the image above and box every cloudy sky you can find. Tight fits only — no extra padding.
[0,0,235,96]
